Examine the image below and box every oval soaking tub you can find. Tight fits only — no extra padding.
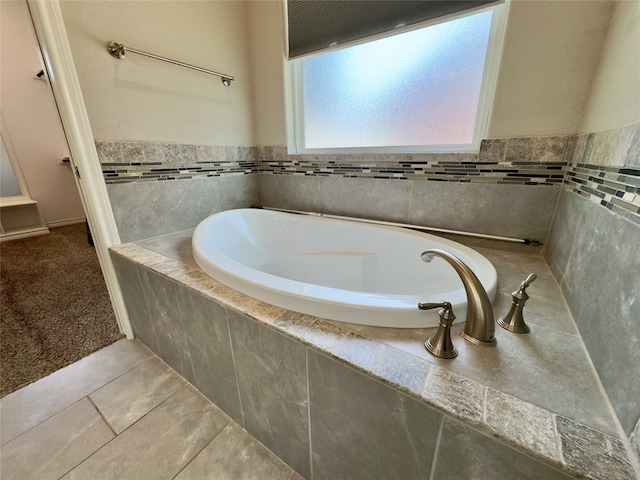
[192,208,497,328]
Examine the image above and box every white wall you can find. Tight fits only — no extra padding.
[58,0,626,147]
[0,0,85,225]
[579,0,640,133]
[247,1,287,147]
[488,0,614,137]
[60,0,256,146]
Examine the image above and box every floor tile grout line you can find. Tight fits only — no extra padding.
[86,395,118,438]
[169,419,233,480]
[0,340,152,447]
[61,384,195,478]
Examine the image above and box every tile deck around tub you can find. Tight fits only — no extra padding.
[0,339,302,480]
[113,232,640,480]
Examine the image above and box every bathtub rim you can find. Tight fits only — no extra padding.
[192,208,498,328]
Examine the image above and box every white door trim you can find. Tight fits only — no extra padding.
[27,0,134,338]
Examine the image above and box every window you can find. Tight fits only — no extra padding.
[290,4,506,153]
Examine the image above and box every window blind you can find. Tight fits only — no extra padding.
[287,0,501,58]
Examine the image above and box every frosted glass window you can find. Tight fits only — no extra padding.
[296,9,497,151]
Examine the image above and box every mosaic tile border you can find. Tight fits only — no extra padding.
[260,158,566,185]
[96,142,259,184]
[98,136,572,186]
[565,163,640,225]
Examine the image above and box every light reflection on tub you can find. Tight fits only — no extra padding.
[192,208,497,328]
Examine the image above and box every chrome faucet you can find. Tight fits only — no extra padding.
[420,248,496,347]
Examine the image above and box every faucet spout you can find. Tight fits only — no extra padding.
[421,248,496,346]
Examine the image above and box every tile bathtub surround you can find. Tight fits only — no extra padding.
[110,242,639,480]
[97,136,570,246]
[545,121,640,448]
[106,173,259,243]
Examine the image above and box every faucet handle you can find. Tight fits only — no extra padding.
[419,301,458,359]
[497,272,536,334]
[520,273,537,290]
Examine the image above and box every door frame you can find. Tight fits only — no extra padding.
[27,0,134,338]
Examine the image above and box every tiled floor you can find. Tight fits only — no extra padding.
[0,339,301,480]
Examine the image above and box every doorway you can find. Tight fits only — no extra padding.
[0,0,123,397]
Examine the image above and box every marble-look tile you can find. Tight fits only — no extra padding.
[233,297,286,324]
[308,350,441,480]
[136,229,197,267]
[555,416,636,480]
[0,339,152,445]
[110,252,160,353]
[332,331,386,372]
[563,135,577,165]
[581,133,597,165]
[422,366,485,422]
[89,356,186,434]
[479,247,578,334]
[479,138,507,162]
[626,123,640,168]
[544,190,587,283]
[95,141,122,163]
[177,287,243,425]
[196,144,214,161]
[107,176,222,243]
[64,386,230,480]
[505,137,534,162]
[590,128,621,166]
[280,317,348,353]
[433,417,573,480]
[0,398,114,480]
[372,346,432,397]
[218,174,259,211]
[180,144,198,163]
[162,143,182,163]
[141,142,164,163]
[485,388,559,460]
[138,268,196,385]
[269,310,318,343]
[258,173,322,213]
[227,310,311,478]
[611,123,637,167]
[571,134,589,165]
[408,182,559,241]
[533,136,567,163]
[559,192,640,435]
[174,423,293,480]
[630,417,640,461]
[317,176,412,224]
[120,142,145,163]
[445,323,617,436]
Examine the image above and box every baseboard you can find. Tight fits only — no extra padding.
[0,226,50,242]
[46,217,86,228]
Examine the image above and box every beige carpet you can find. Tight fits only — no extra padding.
[1,223,123,397]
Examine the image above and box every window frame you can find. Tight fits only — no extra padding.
[287,2,508,155]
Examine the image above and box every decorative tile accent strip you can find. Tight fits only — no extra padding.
[98,137,572,186]
[565,163,640,225]
[563,121,640,224]
[260,157,567,185]
[96,141,259,184]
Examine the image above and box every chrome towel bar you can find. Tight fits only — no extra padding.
[106,41,234,86]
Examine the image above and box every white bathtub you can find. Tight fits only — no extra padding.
[192,208,497,328]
